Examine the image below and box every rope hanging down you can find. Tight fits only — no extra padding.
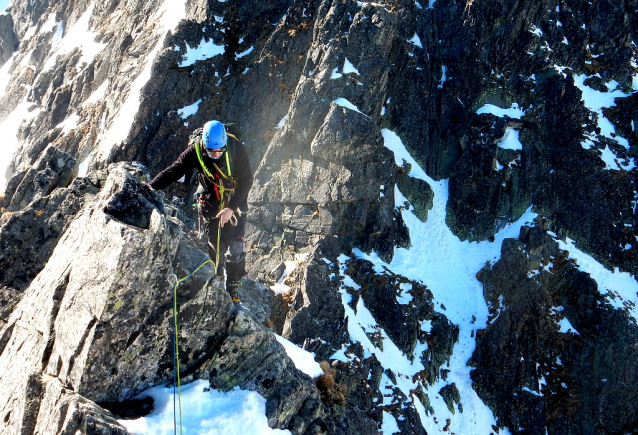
[163,215,183,435]
[163,215,220,435]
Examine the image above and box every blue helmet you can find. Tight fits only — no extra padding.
[202,120,228,149]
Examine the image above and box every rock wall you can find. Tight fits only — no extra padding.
[472,223,638,434]
[0,161,324,434]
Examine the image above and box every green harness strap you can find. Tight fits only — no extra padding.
[195,141,236,275]
[194,142,234,204]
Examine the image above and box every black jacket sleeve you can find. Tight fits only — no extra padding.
[227,139,253,211]
[149,145,198,190]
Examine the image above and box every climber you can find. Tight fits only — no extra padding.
[146,120,253,305]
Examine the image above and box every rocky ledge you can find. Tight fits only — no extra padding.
[0,155,327,435]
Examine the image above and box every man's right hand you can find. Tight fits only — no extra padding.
[142,181,154,191]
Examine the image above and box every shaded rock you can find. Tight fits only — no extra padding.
[438,383,461,414]
[2,145,78,212]
[395,164,434,223]
[420,313,459,386]
[0,12,18,68]
[446,116,528,242]
[471,224,638,435]
[0,147,98,295]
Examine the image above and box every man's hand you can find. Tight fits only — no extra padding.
[215,207,234,227]
[141,181,154,191]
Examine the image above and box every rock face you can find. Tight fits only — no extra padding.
[0,13,19,67]
[0,162,324,434]
[0,146,96,329]
[471,223,638,434]
[0,0,637,433]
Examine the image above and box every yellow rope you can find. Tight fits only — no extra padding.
[172,279,183,435]
[167,213,226,435]
[170,257,216,435]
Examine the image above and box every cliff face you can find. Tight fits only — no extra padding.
[0,0,637,434]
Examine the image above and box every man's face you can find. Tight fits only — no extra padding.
[207,147,226,159]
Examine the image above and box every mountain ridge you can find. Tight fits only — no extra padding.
[0,0,637,433]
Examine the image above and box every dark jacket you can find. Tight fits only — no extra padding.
[149,136,253,212]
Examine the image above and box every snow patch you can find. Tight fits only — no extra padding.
[177,99,202,120]
[498,128,523,151]
[118,380,291,435]
[82,80,109,107]
[409,33,422,48]
[342,57,359,75]
[270,253,309,294]
[77,152,94,178]
[396,282,413,305]
[381,411,400,434]
[529,25,543,36]
[333,98,367,116]
[275,114,289,130]
[179,38,225,67]
[275,335,324,378]
[438,65,447,88]
[556,317,580,335]
[236,46,254,59]
[476,103,525,119]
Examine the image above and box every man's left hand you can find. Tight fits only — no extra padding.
[216,207,234,227]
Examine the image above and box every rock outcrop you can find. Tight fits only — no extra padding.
[472,223,638,434]
[0,161,324,434]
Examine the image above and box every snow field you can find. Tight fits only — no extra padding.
[329,129,538,434]
[335,128,638,433]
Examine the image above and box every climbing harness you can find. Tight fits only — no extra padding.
[194,194,239,277]
[193,140,240,277]
[194,142,237,200]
